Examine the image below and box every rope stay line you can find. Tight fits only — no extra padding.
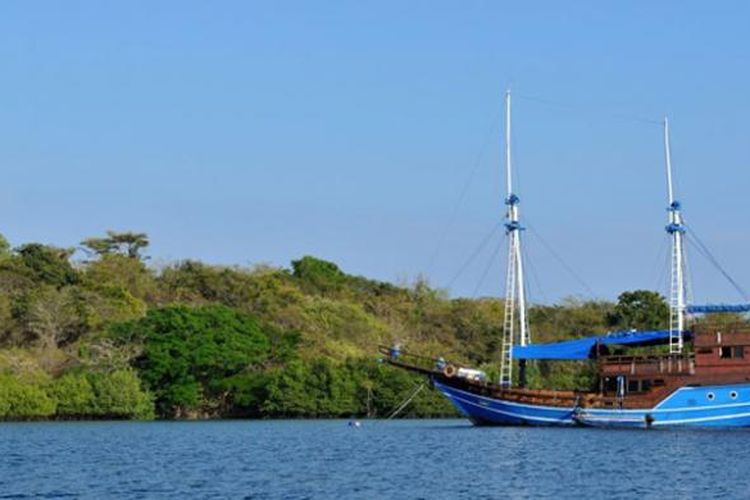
[446,223,502,290]
[515,92,663,126]
[427,109,503,275]
[683,228,696,307]
[650,236,669,293]
[684,225,749,302]
[472,237,504,298]
[386,383,425,420]
[523,218,595,298]
[521,238,548,305]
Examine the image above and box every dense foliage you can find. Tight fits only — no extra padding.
[0,231,690,421]
[113,305,293,417]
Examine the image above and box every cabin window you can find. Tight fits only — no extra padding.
[707,392,715,401]
[697,347,713,354]
[720,346,745,359]
[603,377,619,394]
[653,379,666,387]
[625,380,652,393]
[730,391,739,400]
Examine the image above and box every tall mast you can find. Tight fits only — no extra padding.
[500,90,530,387]
[664,117,686,354]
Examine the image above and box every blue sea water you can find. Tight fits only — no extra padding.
[0,419,748,499]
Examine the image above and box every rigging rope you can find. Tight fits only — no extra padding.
[522,240,548,304]
[446,223,502,290]
[685,225,749,301]
[387,383,426,420]
[427,109,502,275]
[683,236,696,305]
[472,238,503,298]
[649,237,668,292]
[515,93,662,126]
[523,218,595,297]
[653,238,670,297]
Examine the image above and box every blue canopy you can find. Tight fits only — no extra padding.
[686,304,750,314]
[512,330,684,360]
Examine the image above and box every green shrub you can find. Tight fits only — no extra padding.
[0,374,56,419]
[291,256,346,294]
[50,372,95,417]
[49,370,154,420]
[87,370,154,419]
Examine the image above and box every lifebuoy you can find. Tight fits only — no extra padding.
[443,364,457,378]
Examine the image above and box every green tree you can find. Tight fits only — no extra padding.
[291,256,346,293]
[20,286,90,349]
[0,234,11,258]
[609,290,669,330]
[112,305,292,417]
[262,360,319,416]
[83,254,157,301]
[15,243,78,287]
[82,231,149,260]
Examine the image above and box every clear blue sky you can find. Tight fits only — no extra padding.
[0,1,748,304]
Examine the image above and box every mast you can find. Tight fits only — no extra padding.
[500,90,530,387]
[664,117,686,354]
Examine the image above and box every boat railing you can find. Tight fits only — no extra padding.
[599,352,695,376]
[377,345,466,373]
[693,322,750,335]
[496,387,584,406]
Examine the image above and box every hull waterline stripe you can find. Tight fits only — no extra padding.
[653,410,750,426]
[578,411,750,427]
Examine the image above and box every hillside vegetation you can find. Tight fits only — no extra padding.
[0,231,680,420]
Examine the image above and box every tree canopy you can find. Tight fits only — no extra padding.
[609,290,669,331]
[82,231,149,260]
[112,305,295,417]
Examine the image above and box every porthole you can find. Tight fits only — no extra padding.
[730,391,738,400]
[707,392,715,401]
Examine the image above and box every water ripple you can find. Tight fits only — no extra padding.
[1,420,748,498]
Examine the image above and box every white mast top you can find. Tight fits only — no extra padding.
[664,117,674,205]
[505,89,513,197]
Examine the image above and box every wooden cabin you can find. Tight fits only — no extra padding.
[594,323,750,408]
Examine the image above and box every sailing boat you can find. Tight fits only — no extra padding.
[382,93,750,428]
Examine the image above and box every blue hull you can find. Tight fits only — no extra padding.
[434,381,577,426]
[434,380,750,428]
